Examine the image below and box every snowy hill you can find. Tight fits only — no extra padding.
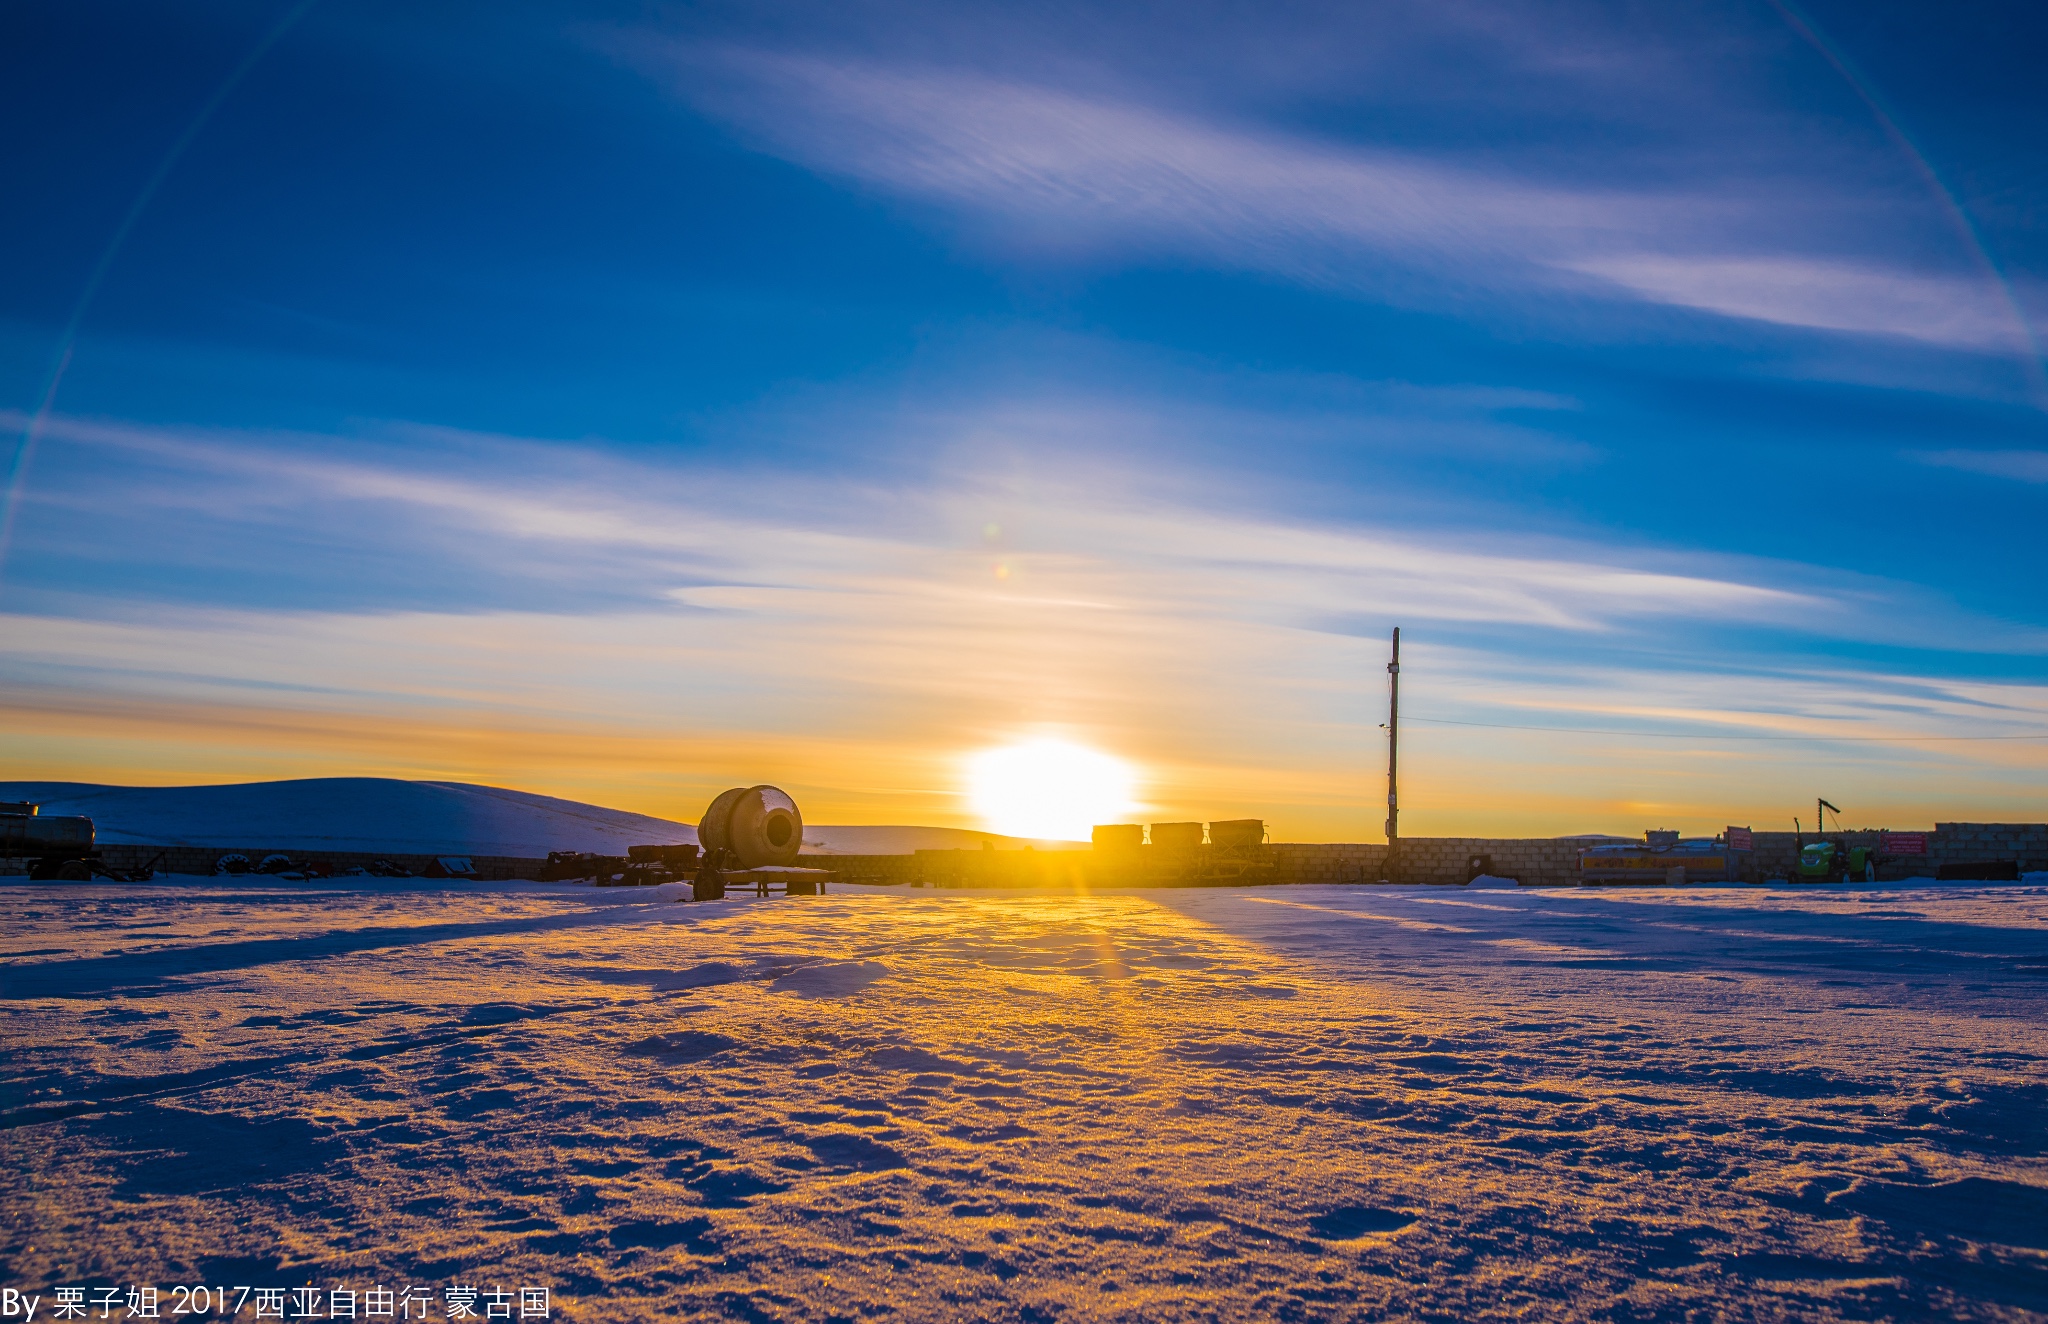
[0,779,1075,857]
[0,779,697,858]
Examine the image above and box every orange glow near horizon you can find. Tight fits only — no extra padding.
[5,686,2046,842]
[4,603,2047,843]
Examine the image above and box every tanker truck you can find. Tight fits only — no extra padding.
[1,802,159,881]
[2,801,102,880]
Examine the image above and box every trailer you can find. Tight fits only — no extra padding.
[1579,831,1749,885]
[534,785,820,903]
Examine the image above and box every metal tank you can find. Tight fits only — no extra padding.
[1,802,100,880]
[697,785,804,868]
[1,802,96,856]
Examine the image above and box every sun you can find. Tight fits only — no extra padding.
[966,738,1137,842]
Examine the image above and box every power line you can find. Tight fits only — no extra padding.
[1405,716,2048,743]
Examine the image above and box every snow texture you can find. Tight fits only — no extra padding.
[0,780,1071,857]
[3,876,2047,1322]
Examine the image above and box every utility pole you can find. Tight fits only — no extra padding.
[1385,626,1400,883]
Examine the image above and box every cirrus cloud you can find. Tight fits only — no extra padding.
[642,45,2027,354]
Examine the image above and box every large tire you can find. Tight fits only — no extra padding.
[697,787,750,855]
[728,785,803,867]
[57,860,93,881]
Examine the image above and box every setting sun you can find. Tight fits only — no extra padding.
[966,738,1137,841]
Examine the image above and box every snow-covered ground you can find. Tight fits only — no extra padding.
[3,877,2046,1321]
[0,780,1074,857]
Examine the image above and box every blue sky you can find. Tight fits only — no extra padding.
[1,0,2044,837]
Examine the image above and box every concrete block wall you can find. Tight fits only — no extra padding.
[1401,825,2047,884]
[1267,843,1386,884]
[69,844,546,880]
[1743,833,1802,880]
[1260,825,2041,885]
[1380,837,1590,886]
[909,850,1099,888]
[7,822,2040,886]
[1244,838,1592,887]
[805,853,928,885]
[1736,825,2046,880]
[879,841,1561,887]
[1932,823,2048,871]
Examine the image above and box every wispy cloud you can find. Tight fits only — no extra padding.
[678,51,1640,273]
[646,46,2025,353]
[14,408,1802,635]
[1912,448,2048,483]
[1570,255,2026,352]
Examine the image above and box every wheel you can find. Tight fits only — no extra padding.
[57,860,93,881]
[692,876,726,902]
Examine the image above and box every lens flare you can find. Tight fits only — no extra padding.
[967,739,1136,841]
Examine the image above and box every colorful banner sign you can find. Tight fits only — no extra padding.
[1881,832,1927,855]
[1725,826,1754,851]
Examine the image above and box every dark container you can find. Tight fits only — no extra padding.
[1936,860,2021,881]
[1208,819,1266,851]
[1092,824,1143,851]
